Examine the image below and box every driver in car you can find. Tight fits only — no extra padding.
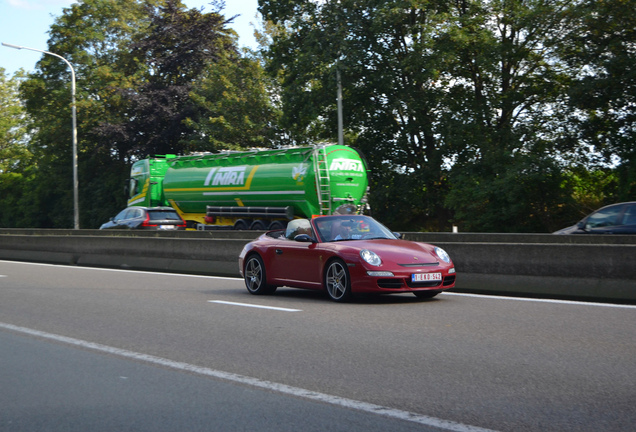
[331,220,351,241]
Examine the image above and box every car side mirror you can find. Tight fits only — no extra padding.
[294,234,317,243]
[577,221,586,231]
[393,232,402,239]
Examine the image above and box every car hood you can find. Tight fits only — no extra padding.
[553,225,579,234]
[333,239,444,265]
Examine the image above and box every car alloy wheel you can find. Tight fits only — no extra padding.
[244,255,276,295]
[325,259,352,302]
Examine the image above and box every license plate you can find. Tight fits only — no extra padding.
[159,225,176,230]
[411,272,442,282]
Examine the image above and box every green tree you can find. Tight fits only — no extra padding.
[261,0,464,230]
[106,0,237,157]
[558,0,636,200]
[185,50,283,151]
[0,68,30,173]
[443,0,577,232]
[0,68,36,227]
[261,0,578,231]
[19,0,164,227]
[19,0,268,228]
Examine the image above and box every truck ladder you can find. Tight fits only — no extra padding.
[313,147,332,215]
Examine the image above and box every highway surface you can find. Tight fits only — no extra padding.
[1,260,635,432]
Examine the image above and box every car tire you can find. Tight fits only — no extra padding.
[324,259,352,302]
[413,290,441,299]
[244,255,276,295]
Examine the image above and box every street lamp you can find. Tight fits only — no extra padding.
[336,67,343,147]
[2,42,79,229]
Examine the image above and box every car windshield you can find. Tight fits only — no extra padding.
[314,216,397,242]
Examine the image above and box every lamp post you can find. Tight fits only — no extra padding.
[336,66,344,147]
[2,42,79,229]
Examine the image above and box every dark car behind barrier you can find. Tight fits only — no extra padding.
[553,202,636,235]
[100,207,186,230]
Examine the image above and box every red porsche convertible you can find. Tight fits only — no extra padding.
[238,215,456,302]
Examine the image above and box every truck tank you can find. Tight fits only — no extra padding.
[127,144,369,229]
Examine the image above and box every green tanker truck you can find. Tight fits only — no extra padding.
[127,144,370,230]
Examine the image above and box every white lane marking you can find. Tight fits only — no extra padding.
[3,260,633,309]
[209,300,301,312]
[0,260,241,281]
[443,292,636,309]
[0,322,497,432]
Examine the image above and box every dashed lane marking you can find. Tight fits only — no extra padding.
[209,300,302,312]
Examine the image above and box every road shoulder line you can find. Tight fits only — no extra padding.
[0,321,497,432]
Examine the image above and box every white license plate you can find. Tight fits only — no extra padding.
[159,225,176,230]
[411,272,442,282]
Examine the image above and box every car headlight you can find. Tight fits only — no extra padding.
[435,247,451,263]
[360,249,382,266]
[367,271,394,277]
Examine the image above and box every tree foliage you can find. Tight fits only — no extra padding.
[17,0,279,228]
[0,68,37,228]
[260,0,634,232]
[185,51,283,151]
[262,0,464,229]
[5,0,634,231]
[18,0,163,227]
[559,0,636,199]
[99,0,237,157]
[0,68,30,173]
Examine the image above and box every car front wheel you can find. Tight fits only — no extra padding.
[244,255,276,295]
[325,259,352,302]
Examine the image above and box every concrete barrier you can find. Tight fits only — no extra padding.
[402,233,636,302]
[1,230,634,302]
[0,234,248,277]
[0,228,262,239]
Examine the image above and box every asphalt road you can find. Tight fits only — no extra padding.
[1,260,635,432]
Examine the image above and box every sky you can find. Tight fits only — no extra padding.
[0,0,260,76]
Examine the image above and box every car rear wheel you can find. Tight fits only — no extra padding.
[244,255,276,295]
[325,259,352,302]
[413,290,441,299]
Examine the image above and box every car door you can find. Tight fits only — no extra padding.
[276,236,322,289]
[268,221,323,288]
[612,203,636,234]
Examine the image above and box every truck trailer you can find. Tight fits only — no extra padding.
[126,144,370,230]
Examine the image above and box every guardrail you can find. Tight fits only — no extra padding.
[1,230,634,303]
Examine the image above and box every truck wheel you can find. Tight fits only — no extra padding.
[234,220,248,230]
[244,255,277,295]
[250,220,267,230]
[268,221,285,231]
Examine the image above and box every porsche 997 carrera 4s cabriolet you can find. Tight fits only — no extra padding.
[238,215,456,302]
